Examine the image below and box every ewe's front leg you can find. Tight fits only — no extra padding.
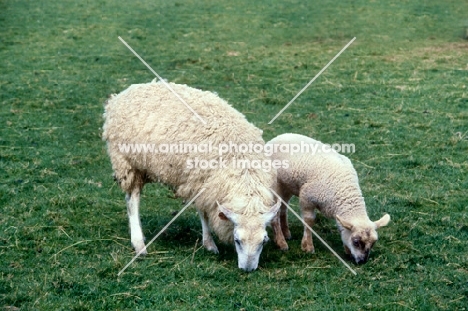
[198,210,219,253]
[300,198,317,253]
[126,189,147,255]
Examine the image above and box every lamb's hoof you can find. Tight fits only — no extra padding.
[275,238,289,251]
[283,231,292,240]
[301,242,315,253]
[302,246,315,254]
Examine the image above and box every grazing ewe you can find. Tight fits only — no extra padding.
[266,133,390,264]
[102,80,279,271]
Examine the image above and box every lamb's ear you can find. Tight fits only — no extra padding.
[374,214,390,229]
[262,200,281,223]
[217,201,237,223]
[336,215,353,231]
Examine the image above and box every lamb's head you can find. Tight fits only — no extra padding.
[336,214,390,264]
[217,201,280,272]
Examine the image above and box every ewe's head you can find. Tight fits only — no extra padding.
[217,201,280,272]
[336,214,390,264]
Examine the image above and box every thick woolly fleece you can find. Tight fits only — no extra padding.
[266,133,369,223]
[102,80,276,243]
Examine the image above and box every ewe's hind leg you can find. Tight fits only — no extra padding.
[300,197,317,253]
[126,188,147,255]
[198,210,219,254]
[111,155,147,255]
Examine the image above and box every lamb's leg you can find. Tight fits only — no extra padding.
[198,210,219,254]
[300,198,317,253]
[279,201,291,240]
[126,189,147,255]
[271,189,292,251]
[271,206,289,251]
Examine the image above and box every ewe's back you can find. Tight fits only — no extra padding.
[102,81,274,214]
[103,81,262,145]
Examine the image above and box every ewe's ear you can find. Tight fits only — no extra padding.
[336,215,353,231]
[374,214,391,229]
[262,200,281,223]
[217,201,237,223]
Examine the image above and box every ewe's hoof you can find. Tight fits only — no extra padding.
[134,245,148,256]
[283,231,292,240]
[204,242,219,254]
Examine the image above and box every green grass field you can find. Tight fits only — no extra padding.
[1,0,467,310]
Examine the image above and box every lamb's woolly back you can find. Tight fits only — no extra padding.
[103,81,276,241]
[267,133,367,221]
[268,133,390,263]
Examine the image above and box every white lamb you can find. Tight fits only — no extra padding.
[102,80,279,271]
[266,133,390,264]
